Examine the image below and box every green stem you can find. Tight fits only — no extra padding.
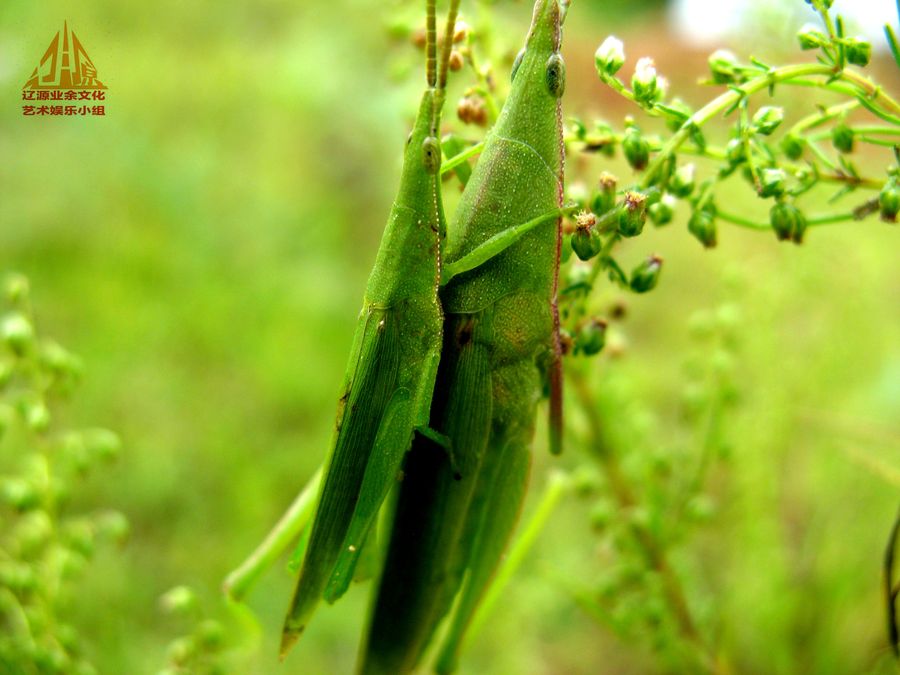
[568,368,715,671]
[716,208,861,231]
[466,470,572,641]
[442,141,485,175]
[223,467,322,601]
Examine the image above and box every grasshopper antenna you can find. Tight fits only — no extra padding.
[432,0,461,134]
[426,0,438,89]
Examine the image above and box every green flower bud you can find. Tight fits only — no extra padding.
[26,400,50,432]
[84,428,122,462]
[594,36,625,77]
[0,476,40,510]
[63,518,96,558]
[629,254,663,293]
[576,318,607,356]
[589,500,615,532]
[617,191,648,237]
[571,212,603,261]
[670,163,696,197]
[569,118,587,141]
[780,134,804,160]
[622,126,649,171]
[592,171,618,215]
[649,194,676,227]
[797,24,828,50]
[770,202,807,242]
[752,106,784,135]
[879,179,900,222]
[686,495,716,522]
[1,313,34,356]
[96,510,130,544]
[166,637,196,666]
[160,585,198,615]
[631,57,658,106]
[13,510,53,555]
[845,37,872,67]
[758,167,786,198]
[4,274,29,304]
[831,122,854,153]
[688,207,717,248]
[708,49,740,84]
[725,138,745,166]
[196,619,226,650]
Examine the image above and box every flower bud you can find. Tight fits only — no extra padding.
[725,138,745,166]
[453,20,470,43]
[1,313,34,356]
[622,126,649,171]
[160,585,198,615]
[594,36,625,77]
[769,202,806,242]
[649,194,676,226]
[780,134,804,160]
[448,50,464,72]
[831,122,854,153]
[592,172,618,214]
[631,57,658,106]
[26,400,50,432]
[708,49,740,84]
[629,254,663,293]
[617,191,648,237]
[797,24,828,50]
[757,167,786,198]
[752,106,784,135]
[4,274,29,304]
[845,37,872,67]
[879,179,900,222]
[688,207,717,248]
[670,163,695,197]
[576,318,607,356]
[571,212,602,261]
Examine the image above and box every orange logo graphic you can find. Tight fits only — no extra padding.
[21,22,107,117]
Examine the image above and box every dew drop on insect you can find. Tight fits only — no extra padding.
[422,136,440,174]
[511,47,525,82]
[348,545,357,552]
[546,53,566,98]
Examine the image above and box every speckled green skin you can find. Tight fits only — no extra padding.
[361,2,564,673]
[280,89,446,652]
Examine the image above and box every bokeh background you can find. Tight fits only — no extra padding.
[1,0,899,672]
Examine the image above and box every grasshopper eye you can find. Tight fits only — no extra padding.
[510,47,525,82]
[422,136,440,174]
[546,53,566,98]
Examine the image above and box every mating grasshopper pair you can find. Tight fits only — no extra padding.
[281,0,567,671]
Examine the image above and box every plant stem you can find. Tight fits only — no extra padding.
[442,141,485,175]
[223,467,322,601]
[467,470,572,640]
[568,367,720,672]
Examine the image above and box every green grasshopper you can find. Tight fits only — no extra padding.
[360,0,566,672]
[279,0,461,657]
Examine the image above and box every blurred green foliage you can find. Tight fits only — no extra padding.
[1,0,899,673]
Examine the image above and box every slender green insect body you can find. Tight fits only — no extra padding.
[361,1,565,672]
[279,0,459,657]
